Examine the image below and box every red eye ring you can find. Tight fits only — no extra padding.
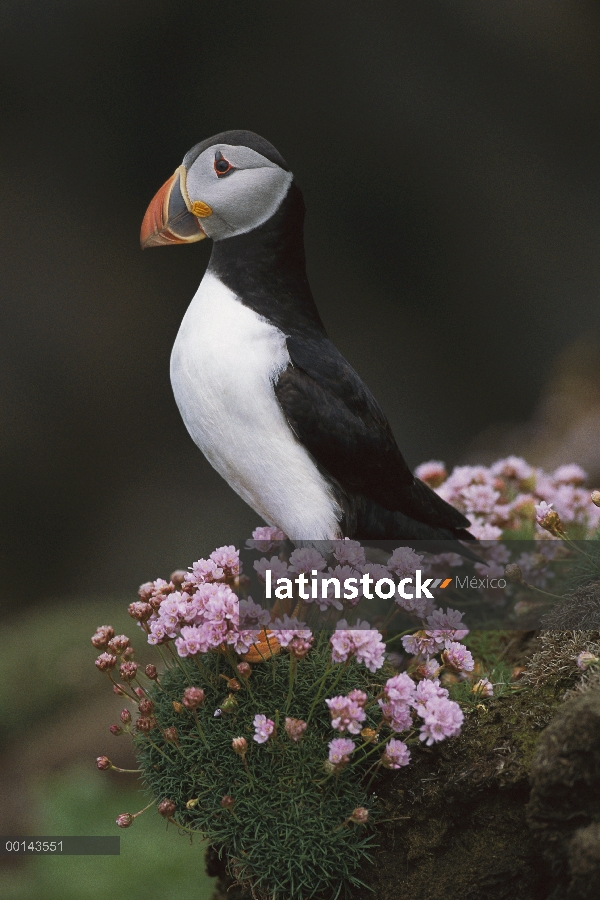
[214,152,233,177]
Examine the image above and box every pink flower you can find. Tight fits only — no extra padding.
[253,556,290,582]
[248,526,286,551]
[330,622,385,672]
[442,641,474,673]
[414,460,447,488]
[190,558,224,583]
[270,615,312,649]
[253,714,275,744]
[332,540,366,568]
[384,672,417,704]
[461,484,500,516]
[490,456,533,483]
[325,695,367,734]
[210,545,240,576]
[417,695,464,745]
[379,700,413,733]
[382,738,411,769]
[288,547,327,574]
[553,464,586,486]
[534,500,554,525]
[577,651,599,670]
[472,678,494,697]
[239,598,271,629]
[387,546,424,578]
[328,737,355,765]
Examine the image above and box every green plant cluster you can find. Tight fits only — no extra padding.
[135,637,392,900]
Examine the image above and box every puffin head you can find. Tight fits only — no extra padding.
[140,130,293,249]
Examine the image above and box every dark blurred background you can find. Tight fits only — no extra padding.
[2,0,600,604]
[3,4,600,896]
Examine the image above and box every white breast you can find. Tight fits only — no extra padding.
[170,272,342,540]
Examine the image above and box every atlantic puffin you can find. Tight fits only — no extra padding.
[140,130,474,548]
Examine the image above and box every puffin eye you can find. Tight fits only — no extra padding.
[214,151,234,177]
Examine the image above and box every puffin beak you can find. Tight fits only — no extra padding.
[140,166,212,249]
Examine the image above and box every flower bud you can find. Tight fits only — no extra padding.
[232,737,248,756]
[108,635,130,655]
[134,686,145,698]
[91,626,115,648]
[136,716,157,733]
[119,662,138,682]
[122,646,135,660]
[158,799,176,818]
[138,582,155,601]
[186,798,199,809]
[170,570,188,588]
[284,717,307,742]
[172,701,184,714]
[113,683,127,696]
[591,491,600,508]
[95,653,117,672]
[163,727,179,744]
[138,698,154,715]
[236,662,252,679]
[116,813,134,828]
[182,687,205,709]
[360,728,378,744]
[221,693,238,714]
[472,678,494,697]
[220,795,235,809]
[145,664,158,680]
[109,725,123,736]
[96,756,111,770]
[577,651,599,670]
[120,708,132,724]
[128,601,152,621]
[504,563,524,584]
[349,807,369,825]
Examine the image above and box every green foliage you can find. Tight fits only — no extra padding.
[134,638,391,900]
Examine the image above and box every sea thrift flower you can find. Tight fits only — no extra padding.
[91,626,115,648]
[249,525,286,550]
[136,716,157,732]
[116,814,134,828]
[328,737,355,766]
[382,739,411,769]
[182,687,205,709]
[96,756,111,770]
[158,799,176,818]
[349,807,370,824]
[577,651,599,670]
[138,698,154,715]
[418,695,464,746]
[120,709,131,724]
[387,546,423,578]
[119,662,138,681]
[535,501,565,535]
[553,464,586,485]
[505,563,524,584]
[232,737,248,756]
[288,547,327,574]
[163,727,179,744]
[472,678,494,697]
[330,621,386,672]
[145,664,158,680]
[284,717,307,742]
[95,653,117,672]
[442,641,475,673]
[254,556,290,582]
[210,545,240,576]
[109,725,123,736]
[325,695,366,734]
[221,795,235,809]
[332,539,366,568]
[415,460,447,488]
[107,635,130,655]
[190,558,224,583]
[253,714,275,744]
[128,601,152,621]
[236,662,252,679]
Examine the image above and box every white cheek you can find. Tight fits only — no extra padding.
[188,167,293,240]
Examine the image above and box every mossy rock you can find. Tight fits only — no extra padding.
[206,633,600,900]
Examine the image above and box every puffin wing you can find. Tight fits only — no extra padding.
[274,334,470,533]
